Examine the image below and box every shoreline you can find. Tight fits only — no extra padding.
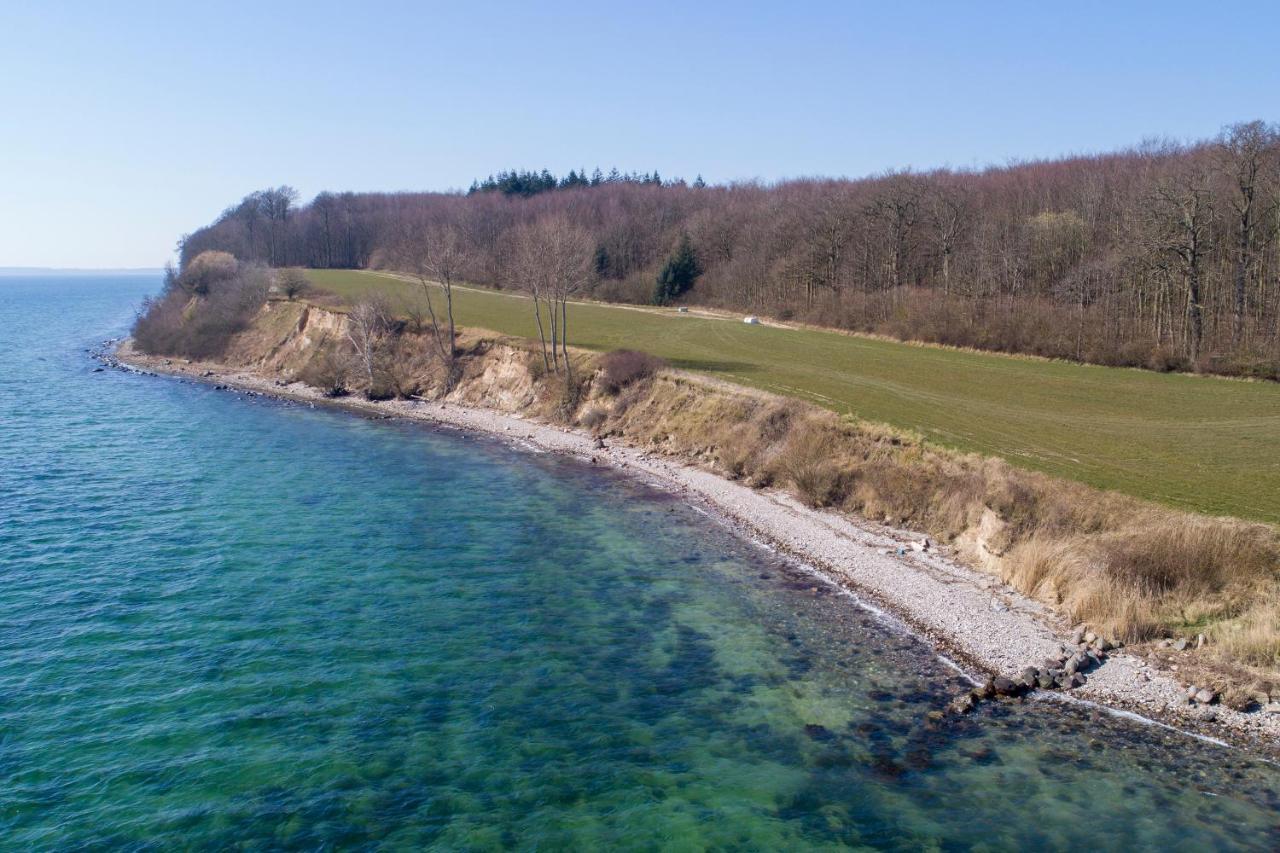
[108,340,1280,758]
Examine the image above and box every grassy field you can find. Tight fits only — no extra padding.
[306,269,1280,523]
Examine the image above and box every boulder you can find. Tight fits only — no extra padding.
[1037,673,1056,690]
[1070,625,1087,645]
[1195,688,1218,705]
[992,676,1019,697]
[1174,637,1189,651]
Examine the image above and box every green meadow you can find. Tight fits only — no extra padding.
[306,269,1280,523]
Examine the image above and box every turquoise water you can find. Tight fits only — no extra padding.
[1,276,1279,850]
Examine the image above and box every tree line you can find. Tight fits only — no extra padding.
[467,167,695,197]
[178,120,1280,379]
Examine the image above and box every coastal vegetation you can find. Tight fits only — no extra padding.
[130,288,1280,694]
[132,252,269,359]
[178,122,1280,380]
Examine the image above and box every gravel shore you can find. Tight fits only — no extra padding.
[111,341,1280,756]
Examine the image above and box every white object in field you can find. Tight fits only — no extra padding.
[743,315,760,325]
[677,307,689,313]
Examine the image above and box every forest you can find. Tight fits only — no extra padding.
[177,121,1280,379]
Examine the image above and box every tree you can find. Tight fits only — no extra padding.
[1217,121,1279,345]
[181,251,239,295]
[514,216,594,375]
[389,218,469,382]
[1149,167,1216,362]
[277,268,310,300]
[345,297,390,394]
[653,235,702,304]
[924,179,971,296]
[259,186,299,266]
[864,172,923,290]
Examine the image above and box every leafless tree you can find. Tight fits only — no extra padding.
[513,215,594,375]
[277,268,309,300]
[1149,167,1216,361]
[925,178,971,296]
[1218,121,1280,344]
[395,220,468,372]
[345,297,390,392]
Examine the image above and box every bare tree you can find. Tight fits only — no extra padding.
[260,186,300,267]
[1218,121,1279,344]
[513,216,594,375]
[925,178,971,296]
[865,172,923,291]
[419,223,467,363]
[511,223,552,372]
[345,297,390,393]
[276,268,309,300]
[1149,168,1216,362]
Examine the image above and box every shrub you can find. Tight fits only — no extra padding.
[1146,345,1190,373]
[579,406,608,431]
[771,422,846,507]
[180,251,239,295]
[276,268,310,300]
[598,349,666,394]
[132,261,268,359]
[298,348,352,397]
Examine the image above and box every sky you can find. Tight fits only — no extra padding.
[1,1,1277,268]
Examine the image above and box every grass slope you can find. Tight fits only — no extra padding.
[307,269,1280,523]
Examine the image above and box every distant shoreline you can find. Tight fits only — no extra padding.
[0,267,163,277]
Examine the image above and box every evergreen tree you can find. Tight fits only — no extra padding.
[652,235,702,305]
[692,174,707,189]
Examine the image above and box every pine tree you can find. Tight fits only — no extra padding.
[652,235,702,305]
[693,174,707,189]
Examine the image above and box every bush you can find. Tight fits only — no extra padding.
[579,406,608,431]
[276,268,310,300]
[298,348,352,397]
[180,251,239,295]
[1146,345,1190,373]
[598,349,665,394]
[133,261,268,359]
[771,422,847,507]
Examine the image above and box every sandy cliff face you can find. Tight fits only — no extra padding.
[224,300,348,375]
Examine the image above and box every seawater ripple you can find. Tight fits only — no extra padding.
[2,276,1280,849]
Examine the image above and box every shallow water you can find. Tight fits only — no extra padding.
[1,275,1278,849]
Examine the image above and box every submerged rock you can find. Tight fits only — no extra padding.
[804,723,835,741]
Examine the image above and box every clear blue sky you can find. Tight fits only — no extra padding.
[2,1,1277,268]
